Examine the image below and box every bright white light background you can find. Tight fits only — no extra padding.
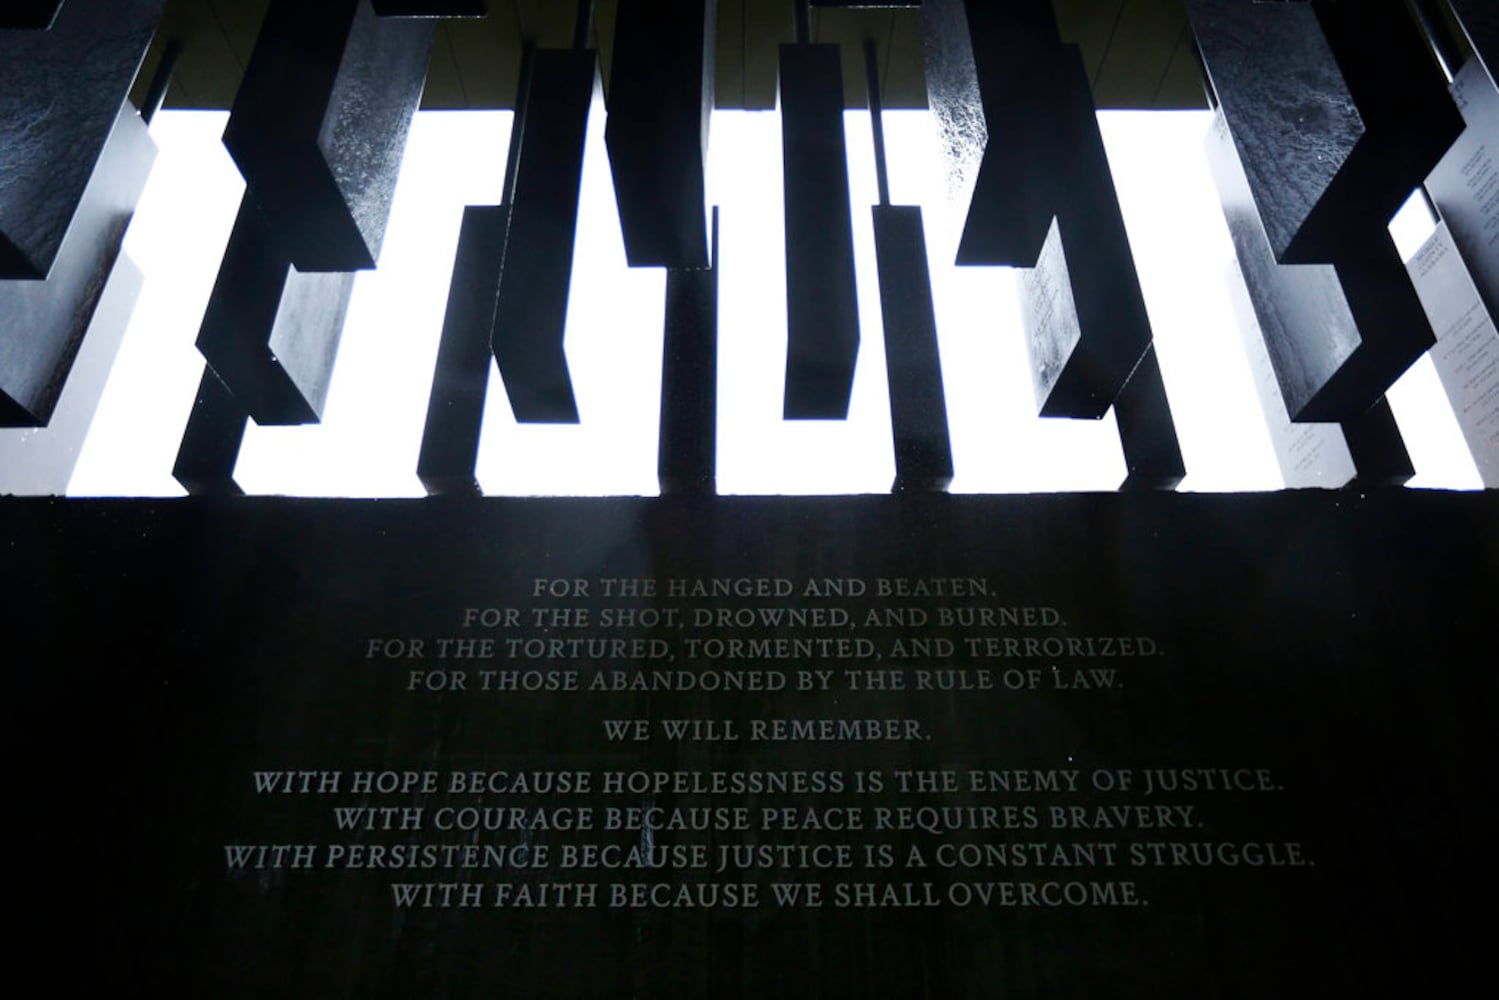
[57,106,1479,497]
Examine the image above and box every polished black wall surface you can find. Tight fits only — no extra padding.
[3,492,1493,997]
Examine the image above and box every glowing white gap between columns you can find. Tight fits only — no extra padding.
[475,87,665,498]
[234,112,511,497]
[69,111,241,497]
[1096,110,1278,492]
[880,109,1126,494]
[709,110,894,496]
[1385,189,1484,489]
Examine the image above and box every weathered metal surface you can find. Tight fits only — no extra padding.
[0,105,156,426]
[872,204,952,491]
[1003,50,1151,418]
[918,3,1150,413]
[780,42,860,419]
[222,0,433,271]
[918,0,1062,265]
[418,205,506,495]
[1207,111,1434,422]
[658,209,720,495]
[1188,0,1461,264]
[195,193,357,425]
[491,47,598,424]
[0,0,161,278]
[605,0,716,269]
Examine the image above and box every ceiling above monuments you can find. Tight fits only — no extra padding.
[134,0,1208,112]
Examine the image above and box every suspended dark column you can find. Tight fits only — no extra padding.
[222,0,433,272]
[0,0,160,278]
[371,1,486,16]
[779,42,860,418]
[1187,0,1461,265]
[920,1,1152,416]
[1114,347,1185,492]
[1,106,156,426]
[195,194,357,426]
[491,47,598,423]
[418,205,507,495]
[919,0,1063,266]
[1,2,63,30]
[864,40,952,492]
[873,206,953,492]
[1016,50,1153,417]
[172,367,248,497]
[606,0,716,269]
[1206,112,1434,422]
[658,209,719,494]
[1450,0,1498,88]
[1343,399,1415,487]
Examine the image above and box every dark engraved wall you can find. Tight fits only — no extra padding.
[3,492,1494,996]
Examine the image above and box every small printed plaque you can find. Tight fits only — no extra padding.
[1224,262,1356,488]
[1425,59,1499,320]
[1406,221,1499,485]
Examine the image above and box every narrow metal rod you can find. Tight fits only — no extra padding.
[1410,0,1461,82]
[502,44,535,203]
[864,39,890,207]
[794,0,811,44]
[140,38,182,125]
[573,0,594,50]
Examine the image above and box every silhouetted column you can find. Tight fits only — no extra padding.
[863,37,953,492]
[919,0,1063,265]
[873,206,953,491]
[1226,260,1368,489]
[1019,50,1154,417]
[0,2,63,30]
[1114,347,1185,491]
[1,105,156,426]
[1188,0,1461,264]
[418,205,507,495]
[606,0,716,269]
[658,209,719,494]
[779,42,861,418]
[1207,111,1435,422]
[921,1,1151,416]
[0,0,161,278]
[223,0,434,271]
[195,194,357,425]
[173,367,248,496]
[490,48,598,423]
[1343,400,1415,487]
